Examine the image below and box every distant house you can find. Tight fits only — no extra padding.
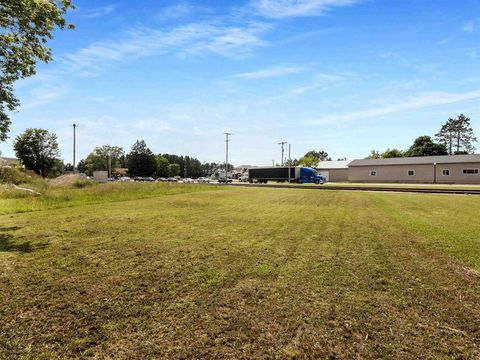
[316,160,351,182]
[348,155,480,184]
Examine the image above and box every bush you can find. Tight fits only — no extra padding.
[0,166,32,184]
[72,179,93,189]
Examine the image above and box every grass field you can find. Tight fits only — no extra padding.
[1,184,479,358]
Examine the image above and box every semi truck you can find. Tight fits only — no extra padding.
[248,166,326,184]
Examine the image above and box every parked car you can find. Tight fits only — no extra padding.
[182,178,195,183]
[120,176,132,182]
[167,177,178,182]
[197,177,210,183]
[218,177,233,183]
[238,174,249,182]
[156,177,167,182]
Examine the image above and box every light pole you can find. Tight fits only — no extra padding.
[278,141,287,166]
[73,123,77,173]
[288,143,291,183]
[224,132,233,182]
[272,160,275,167]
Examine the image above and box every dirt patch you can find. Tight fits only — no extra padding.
[50,174,90,186]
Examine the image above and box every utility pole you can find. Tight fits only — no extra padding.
[108,154,112,178]
[73,123,77,173]
[224,132,233,182]
[288,143,291,183]
[278,141,287,166]
[272,160,275,167]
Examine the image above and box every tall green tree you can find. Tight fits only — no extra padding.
[381,148,405,158]
[365,150,381,159]
[298,155,319,167]
[0,0,74,141]
[127,140,156,177]
[167,163,181,177]
[84,146,124,176]
[303,150,331,161]
[155,155,169,177]
[13,128,60,177]
[435,114,477,154]
[405,136,447,157]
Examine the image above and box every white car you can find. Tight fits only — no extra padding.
[238,174,249,182]
[197,177,210,183]
[182,178,195,183]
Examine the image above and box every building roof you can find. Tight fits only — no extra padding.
[349,154,480,167]
[316,160,351,169]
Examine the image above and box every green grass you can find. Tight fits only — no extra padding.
[0,182,223,215]
[1,185,479,359]
[241,181,480,190]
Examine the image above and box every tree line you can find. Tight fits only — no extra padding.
[11,131,227,178]
[366,114,477,159]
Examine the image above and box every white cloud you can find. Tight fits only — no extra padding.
[234,65,307,79]
[251,0,361,18]
[291,72,355,94]
[63,22,270,72]
[462,20,475,33]
[158,2,194,21]
[21,86,68,110]
[82,5,116,19]
[309,90,480,125]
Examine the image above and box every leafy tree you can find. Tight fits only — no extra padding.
[0,0,74,141]
[64,163,74,172]
[167,163,181,177]
[284,158,299,166]
[13,128,60,177]
[127,140,156,177]
[84,145,124,176]
[405,136,447,157]
[435,114,477,154]
[76,159,86,173]
[365,150,381,159]
[303,150,331,161]
[155,155,169,177]
[298,155,319,167]
[381,148,405,158]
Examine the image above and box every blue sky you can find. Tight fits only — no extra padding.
[2,0,480,165]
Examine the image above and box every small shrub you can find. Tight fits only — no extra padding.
[0,166,32,185]
[72,179,93,189]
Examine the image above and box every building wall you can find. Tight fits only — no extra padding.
[348,163,480,184]
[319,168,348,182]
[348,164,435,183]
[435,163,480,184]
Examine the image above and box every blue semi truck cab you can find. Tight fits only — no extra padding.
[298,167,325,184]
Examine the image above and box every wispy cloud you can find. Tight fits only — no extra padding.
[234,65,307,79]
[158,2,194,21]
[21,86,68,110]
[309,90,480,125]
[82,4,116,19]
[462,20,476,33]
[63,22,270,72]
[292,72,356,94]
[250,0,362,18]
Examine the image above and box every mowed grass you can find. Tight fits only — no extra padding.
[0,182,223,215]
[0,185,479,359]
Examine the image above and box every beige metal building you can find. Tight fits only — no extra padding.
[316,160,350,182]
[348,155,480,184]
